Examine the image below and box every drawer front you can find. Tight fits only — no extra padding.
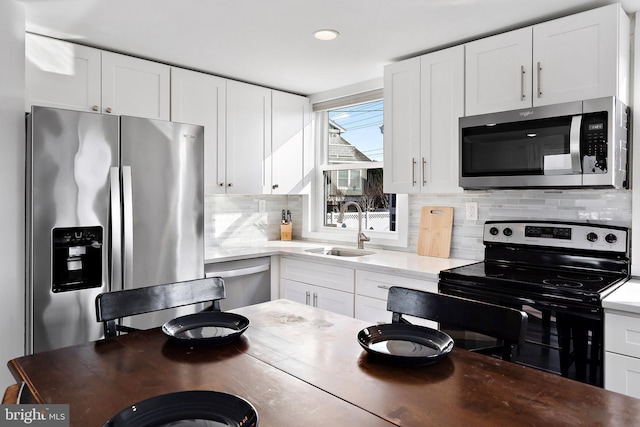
[604,351,640,399]
[355,295,393,325]
[315,286,354,317]
[355,270,437,300]
[281,257,354,293]
[605,312,640,358]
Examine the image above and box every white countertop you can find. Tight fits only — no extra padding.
[205,241,476,280]
[603,279,640,315]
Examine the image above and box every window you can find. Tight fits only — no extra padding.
[318,99,399,234]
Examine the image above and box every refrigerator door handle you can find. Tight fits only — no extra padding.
[122,166,134,290]
[110,167,122,291]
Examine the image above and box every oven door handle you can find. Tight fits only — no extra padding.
[569,115,582,174]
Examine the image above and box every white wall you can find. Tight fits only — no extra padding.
[0,1,25,390]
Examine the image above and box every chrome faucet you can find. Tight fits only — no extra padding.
[337,202,370,249]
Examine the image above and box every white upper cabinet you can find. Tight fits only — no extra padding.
[383,57,421,194]
[26,34,308,196]
[25,34,101,113]
[26,34,171,121]
[170,68,226,195]
[420,46,464,193]
[465,3,630,116]
[225,80,272,194]
[383,46,463,194]
[271,91,311,194]
[532,3,629,107]
[465,27,533,116]
[102,51,170,120]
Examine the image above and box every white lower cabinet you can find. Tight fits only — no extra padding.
[354,294,392,324]
[604,352,640,398]
[604,311,640,398]
[281,278,354,317]
[280,258,354,317]
[355,270,438,329]
[279,257,444,324]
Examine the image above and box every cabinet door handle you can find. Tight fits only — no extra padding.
[91,105,99,112]
[537,62,542,98]
[377,284,390,290]
[422,157,427,185]
[105,107,112,114]
[313,292,318,307]
[272,184,279,190]
[219,182,225,187]
[520,65,526,100]
[227,183,233,187]
[305,291,310,305]
[411,158,417,186]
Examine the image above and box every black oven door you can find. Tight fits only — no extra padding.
[439,280,603,386]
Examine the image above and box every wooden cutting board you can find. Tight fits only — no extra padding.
[417,206,454,258]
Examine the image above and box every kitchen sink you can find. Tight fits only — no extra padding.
[305,247,374,257]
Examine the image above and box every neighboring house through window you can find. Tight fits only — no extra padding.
[307,96,407,247]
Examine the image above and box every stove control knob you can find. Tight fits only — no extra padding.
[586,232,598,242]
[489,227,499,236]
[605,233,618,244]
[503,228,513,237]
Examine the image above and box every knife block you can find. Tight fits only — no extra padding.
[281,223,292,241]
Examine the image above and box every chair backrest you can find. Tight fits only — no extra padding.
[386,286,528,361]
[2,383,35,404]
[95,277,226,338]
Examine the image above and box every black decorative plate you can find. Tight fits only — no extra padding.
[162,312,250,346]
[103,390,258,427]
[357,323,454,365]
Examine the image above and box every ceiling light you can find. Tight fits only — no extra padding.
[313,29,340,41]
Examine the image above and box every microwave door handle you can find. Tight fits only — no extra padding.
[569,115,582,174]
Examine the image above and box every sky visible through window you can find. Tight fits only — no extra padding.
[328,100,383,162]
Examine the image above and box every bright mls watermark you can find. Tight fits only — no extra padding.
[1,405,69,426]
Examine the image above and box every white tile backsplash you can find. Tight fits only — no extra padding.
[205,195,301,247]
[206,189,632,261]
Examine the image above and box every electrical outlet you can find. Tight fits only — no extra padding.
[258,200,266,212]
[465,202,478,221]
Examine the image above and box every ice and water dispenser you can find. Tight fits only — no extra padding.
[52,226,103,292]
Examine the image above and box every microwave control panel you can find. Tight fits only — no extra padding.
[581,111,607,174]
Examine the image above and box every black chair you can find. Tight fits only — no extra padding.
[387,286,528,362]
[95,277,226,338]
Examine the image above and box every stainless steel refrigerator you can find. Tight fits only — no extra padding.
[26,106,204,354]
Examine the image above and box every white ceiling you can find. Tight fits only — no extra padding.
[14,0,640,97]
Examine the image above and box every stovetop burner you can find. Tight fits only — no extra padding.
[542,279,583,289]
[556,273,604,283]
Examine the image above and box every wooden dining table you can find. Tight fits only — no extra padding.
[7,299,640,426]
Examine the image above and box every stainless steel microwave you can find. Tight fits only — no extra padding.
[459,97,629,189]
